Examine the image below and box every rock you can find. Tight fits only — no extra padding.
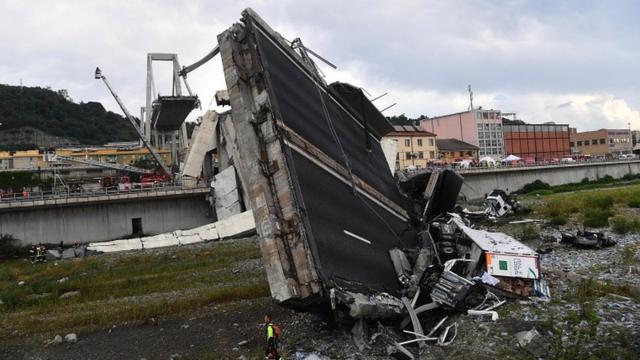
[18,281,25,286]
[515,329,539,347]
[0,299,4,305]
[51,335,63,344]
[59,291,80,299]
[237,340,249,346]
[58,277,69,283]
[64,333,77,343]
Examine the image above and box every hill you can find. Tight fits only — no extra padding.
[0,84,139,147]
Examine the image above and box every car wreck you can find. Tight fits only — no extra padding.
[461,189,528,220]
[561,229,617,249]
[208,8,548,354]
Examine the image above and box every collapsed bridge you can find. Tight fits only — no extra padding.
[213,7,546,321]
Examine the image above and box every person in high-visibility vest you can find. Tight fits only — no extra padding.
[264,314,282,360]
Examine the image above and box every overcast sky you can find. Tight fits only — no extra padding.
[1,0,638,131]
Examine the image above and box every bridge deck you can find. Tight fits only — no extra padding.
[0,185,209,211]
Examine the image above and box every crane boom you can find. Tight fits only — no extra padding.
[94,67,172,177]
[51,154,152,174]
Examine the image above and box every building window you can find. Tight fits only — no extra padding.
[577,141,583,146]
[417,139,423,147]
[429,151,435,159]
[405,151,412,159]
[428,138,434,146]
[591,139,597,145]
[404,139,410,147]
[599,138,605,144]
[417,152,424,159]
[570,142,574,147]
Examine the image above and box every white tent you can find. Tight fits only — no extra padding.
[479,156,496,165]
[502,154,521,162]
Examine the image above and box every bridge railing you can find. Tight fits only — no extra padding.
[446,157,639,174]
[0,182,210,204]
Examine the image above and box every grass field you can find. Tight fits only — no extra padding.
[529,183,640,231]
[0,238,269,342]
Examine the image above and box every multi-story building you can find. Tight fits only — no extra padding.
[0,150,42,170]
[384,125,437,170]
[569,128,633,157]
[421,108,504,158]
[502,122,571,161]
[435,138,478,163]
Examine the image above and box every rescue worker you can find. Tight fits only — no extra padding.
[264,314,281,360]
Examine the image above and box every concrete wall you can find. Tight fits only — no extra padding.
[461,160,640,200]
[0,195,212,246]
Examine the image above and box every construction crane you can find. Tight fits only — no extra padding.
[94,67,172,177]
[45,153,152,174]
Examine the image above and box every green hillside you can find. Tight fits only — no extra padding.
[0,84,138,145]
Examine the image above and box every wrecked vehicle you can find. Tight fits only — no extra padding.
[462,189,528,219]
[561,229,617,249]
[213,8,548,355]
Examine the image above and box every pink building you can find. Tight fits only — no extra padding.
[421,109,505,158]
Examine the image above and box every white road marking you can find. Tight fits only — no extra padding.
[343,230,372,245]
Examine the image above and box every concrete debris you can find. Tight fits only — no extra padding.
[215,210,255,239]
[59,291,80,299]
[467,309,499,321]
[213,165,243,220]
[87,211,255,254]
[50,334,63,345]
[182,110,219,179]
[64,333,78,343]
[351,318,368,352]
[515,329,539,347]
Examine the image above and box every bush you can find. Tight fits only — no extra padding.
[628,193,640,208]
[582,208,613,228]
[0,233,25,259]
[550,214,568,225]
[584,194,614,210]
[610,216,640,234]
[519,179,550,194]
[515,224,540,241]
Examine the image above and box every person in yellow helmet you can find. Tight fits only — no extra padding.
[264,314,282,360]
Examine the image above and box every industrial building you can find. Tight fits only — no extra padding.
[421,109,504,158]
[384,125,437,170]
[502,122,571,161]
[0,146,171,171]
[569,128,633,157]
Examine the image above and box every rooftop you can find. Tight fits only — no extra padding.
[387,125,436,136]
[436,138,479,151]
